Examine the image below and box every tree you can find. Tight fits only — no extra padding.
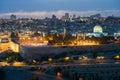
[0,70,6,80]
[54,67,62,73]
[93,52,98,58]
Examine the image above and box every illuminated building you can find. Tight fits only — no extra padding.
[87,25,108,37]
[114,33,120,39]
[0,32,19,52]
[10,42,19,52]
[18,31,48,46]
[93,25,103,33]
[0,38,19,52]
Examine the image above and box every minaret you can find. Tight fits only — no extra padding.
[63,27,66,39]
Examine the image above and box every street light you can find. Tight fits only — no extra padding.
[96,56,105,60]
[64,57,70,61]
[114,55,120,60]
[79,56,88,60]
[57,72,62,77]
[48,58,52,62]
[32,60,37,63]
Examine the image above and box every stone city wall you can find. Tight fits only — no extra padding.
[19,43,120,59]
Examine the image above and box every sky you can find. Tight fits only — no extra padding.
[0,0,120,18]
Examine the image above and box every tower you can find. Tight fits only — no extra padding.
[65,13,69,19]
[10,14,16,20]
[52,14,57,27]
[63,27,66,39]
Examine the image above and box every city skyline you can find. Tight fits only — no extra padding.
[0,0,120,18]
[0,1,120,80]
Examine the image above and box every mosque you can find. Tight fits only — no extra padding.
[93,25,103,33]
[87,25,108,37]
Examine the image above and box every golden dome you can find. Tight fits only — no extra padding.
[93,25,103,33]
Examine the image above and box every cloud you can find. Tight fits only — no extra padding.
[0,10,120,19]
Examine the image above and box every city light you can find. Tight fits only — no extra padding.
[79,56,88,60]
[96,56,105,60]
[0,0,120,80]
[32,60,37,63]
[12,61,26,66]
[48,58,52,62]
[0,62,9,66]
[114,55,120,60]
[64,57,70,61]
[57,72,62,77]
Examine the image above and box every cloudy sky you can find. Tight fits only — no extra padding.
[0,0,120,18]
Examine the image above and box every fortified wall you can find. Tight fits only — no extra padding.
[20,43,120,59]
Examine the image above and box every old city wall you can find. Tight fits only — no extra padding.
[20,43,120,59]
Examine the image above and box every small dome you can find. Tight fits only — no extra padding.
[93,25,103,33]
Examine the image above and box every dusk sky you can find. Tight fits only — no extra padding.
[0,0,120,18]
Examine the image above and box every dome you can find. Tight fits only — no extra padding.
[93,25,103,33]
